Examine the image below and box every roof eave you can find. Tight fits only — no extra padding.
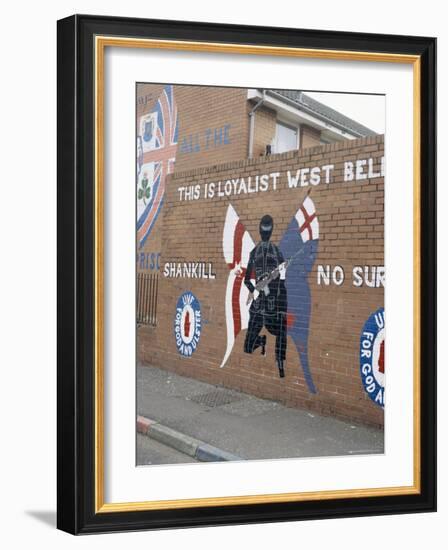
[264,89,375,138]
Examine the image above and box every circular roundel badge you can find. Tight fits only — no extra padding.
[360,307,385,408]
[174,292,202,357]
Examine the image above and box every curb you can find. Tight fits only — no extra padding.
[137,415,243,462]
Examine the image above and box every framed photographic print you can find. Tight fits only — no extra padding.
[57,14,436,534]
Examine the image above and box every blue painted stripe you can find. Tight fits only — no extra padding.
[136,172,161,231]
[138,195,165,249]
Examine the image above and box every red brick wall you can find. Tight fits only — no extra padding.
[138,135,385,427]
[136,84,249,259]
[137,83,249,174]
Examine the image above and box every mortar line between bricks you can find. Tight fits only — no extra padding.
[136,415,243,462]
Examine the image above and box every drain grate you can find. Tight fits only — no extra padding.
[189,389,244,408]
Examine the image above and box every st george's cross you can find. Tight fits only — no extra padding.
[296,195,319,242]
[137,85,178,248]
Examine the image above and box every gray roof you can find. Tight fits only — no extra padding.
[265,89,377,138]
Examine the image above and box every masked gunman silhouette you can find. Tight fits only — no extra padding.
[243,215,288,378]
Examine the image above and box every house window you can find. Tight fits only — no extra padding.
[273,121,298,154]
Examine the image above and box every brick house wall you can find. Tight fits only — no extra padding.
[251,105,324,157]
[251,105,276,157]
[137,135,385,427]
[301,124,322,148]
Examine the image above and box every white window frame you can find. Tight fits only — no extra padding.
[273,119,300,154]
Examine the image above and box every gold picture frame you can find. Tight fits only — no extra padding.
[57,15,436,534]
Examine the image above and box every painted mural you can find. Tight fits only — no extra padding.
[221,192,319,391]
[136,85,178,248]
[360,308,385,407]
[174,291,202,357]
[135,82,385,428]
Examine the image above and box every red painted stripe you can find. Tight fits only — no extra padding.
[143,143,177,164]
[231,268,246,337]
[138,175,165,240]
[379,340,385,374]
[159,91,171,139]
[226,219,247,337]
[232,220,245,268]
[140,184,162,236]
[286,312,296,328]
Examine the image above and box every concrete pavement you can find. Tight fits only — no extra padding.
[137,413,242,461]
[137,433,200,465]
[137,364,384,465]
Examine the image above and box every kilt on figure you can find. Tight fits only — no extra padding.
[244,215,288,378]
